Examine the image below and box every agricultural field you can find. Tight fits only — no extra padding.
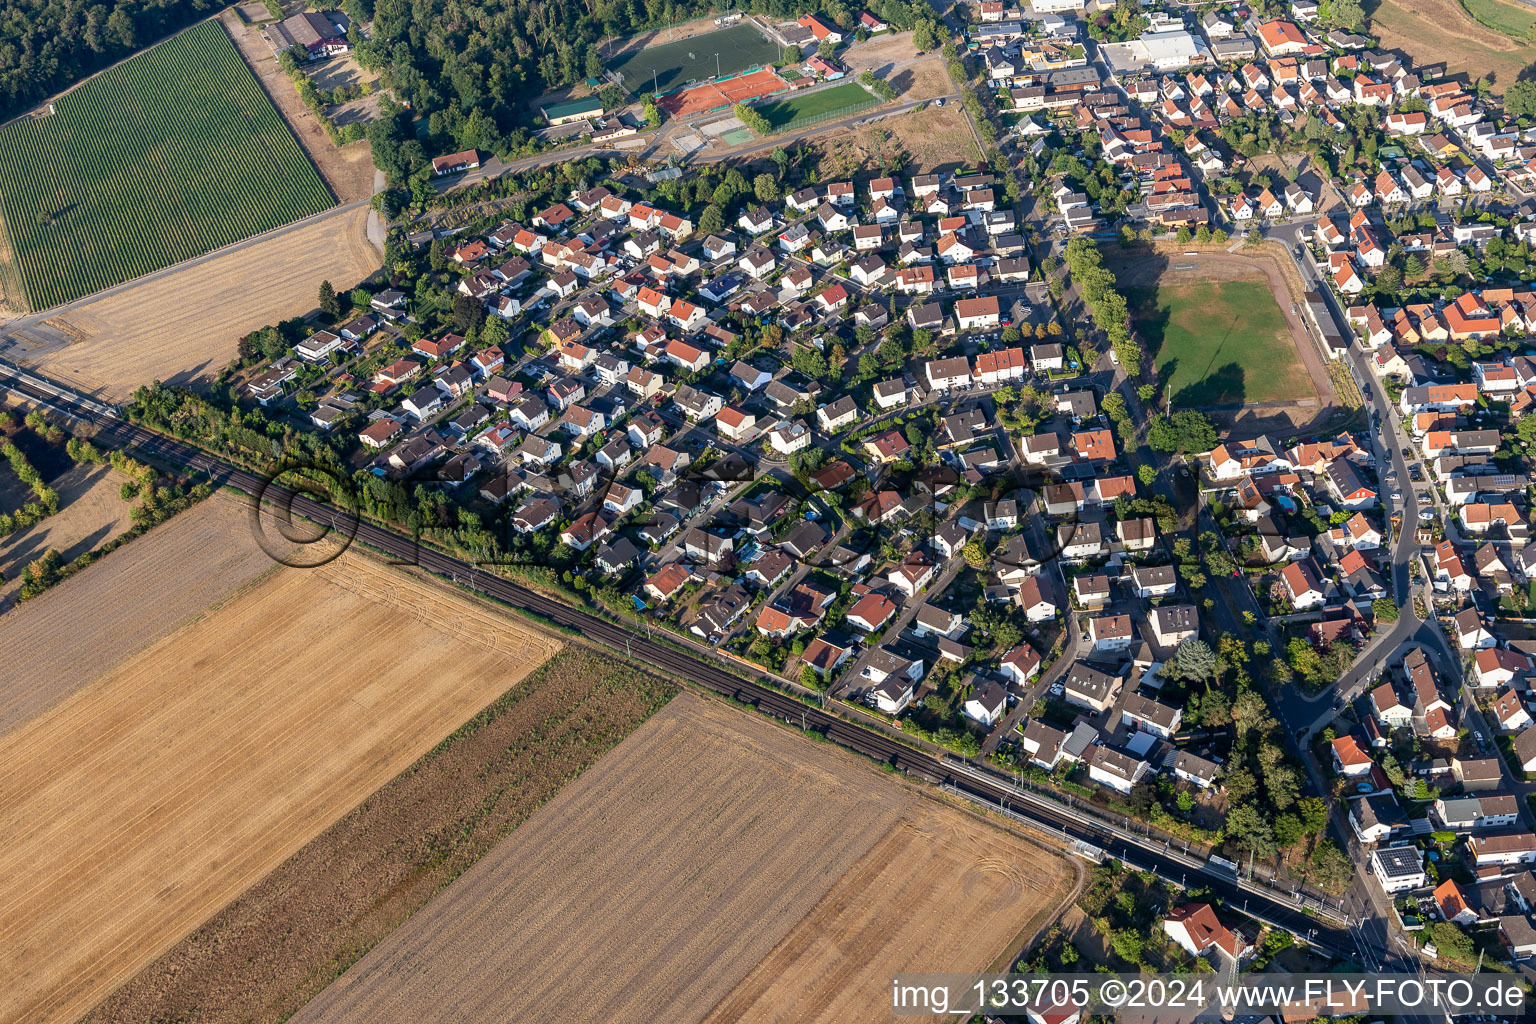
[0,553,561,1024]
[13,205,379,402]
[756,81,876,128]
[607,22,780,96]
[1127,278,1316,407]
[1369,0,1532,92]
[0,19,334,311]
[291,693,1074,1024]
[79,648,678,1024]
[221,9,379,202]
[0,496,286,735]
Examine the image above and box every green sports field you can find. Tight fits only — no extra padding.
[755,81,875,128]
[1128,279,1316,407]
[0,19,334,310]
[608,23,780,96]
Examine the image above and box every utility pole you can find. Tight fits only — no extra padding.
[716,52,721,78]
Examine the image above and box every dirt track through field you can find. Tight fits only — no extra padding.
[0,552,560,1024]
[292,693,1075,1024]
[18,204,378,401]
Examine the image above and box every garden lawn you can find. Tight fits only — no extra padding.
[1128,279,1314,407]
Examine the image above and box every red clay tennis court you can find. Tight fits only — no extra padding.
[658,67,788,118]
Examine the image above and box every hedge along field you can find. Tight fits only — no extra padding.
[0,19,335,311]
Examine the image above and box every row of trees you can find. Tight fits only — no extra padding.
[1064,237,1144,375]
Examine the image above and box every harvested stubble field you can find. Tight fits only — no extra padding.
[81,647,678,1024]
[0,553,562,1024]
[292,692,1076,1024]
[18,204,379,401]
[0,496,285,734]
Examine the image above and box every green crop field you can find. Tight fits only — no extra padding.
[607,23,780,95]
[1128,279,1316,407]
[755,81,875,128]
[0,19,334,311]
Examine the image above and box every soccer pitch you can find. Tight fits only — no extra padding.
[608,23,780,96]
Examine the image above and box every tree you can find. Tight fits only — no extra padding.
[783,43,802,64]
[801,665,820,689]
[452,293,486,335]
[698,204,725,235]
[912,18,942,51]
[1296,796,1328,835]
[1222,764,1255,803]
[106,8,135,47]
[1168,639,1217,681]
[481,315,509,346]
[734,102,771,136]
[1137,464,1157,486]
[1273,812,1305,848]
[1372,597,1400,622]
[1223,804,1276,860]
[1304,840,1353,893]
[961,539,989,569]
[642,95,661,127]
[1111,928,1145,966]
[753,173,780,203]
[428,239,446,272]
[318,280,340,320]
[1147,409,1217,453]
[1506,79,1536,119]
[1328,0,1365,28]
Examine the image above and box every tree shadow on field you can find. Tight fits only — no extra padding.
[1157,356,1179,403]
[890,69,914,95]
[1175,360,1247,409]
[1133,298,1171,360]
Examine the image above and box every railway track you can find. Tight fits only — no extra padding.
[0,363,1351,949]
